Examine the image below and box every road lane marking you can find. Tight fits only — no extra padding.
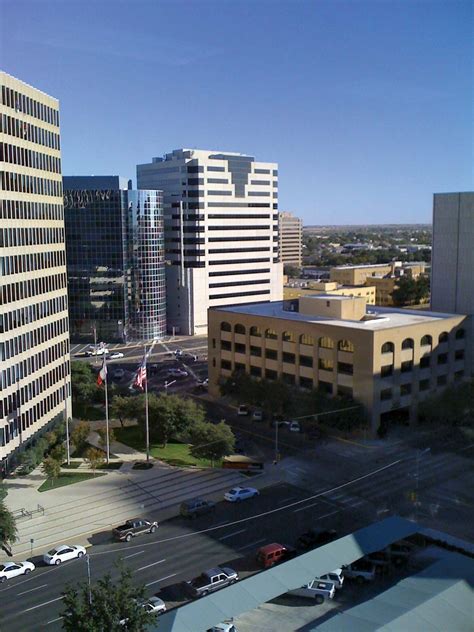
[136,559,166,572]
[22,596,62,613]
[145,573,177,587]
[277,497,298,504]
[17,583,48,596]
[123,550,145,559]
[237,538,266,550]
[218,529,247,541]
[293,501,321,513]
[46,617,63,625]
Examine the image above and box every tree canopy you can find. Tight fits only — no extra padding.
[0,498,17,556]
[188,421,235,465]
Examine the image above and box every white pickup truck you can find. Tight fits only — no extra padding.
[287,579,335,604]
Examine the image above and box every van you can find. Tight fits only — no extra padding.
[256,543,296,568]
[179,498,215,519]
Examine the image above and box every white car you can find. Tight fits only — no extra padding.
[252,409,264,421]
[0,561,35,582]
[43,544,86,566]
[120,597,166,624]
[109,352,124,359]
[289,421,301,432]
[237,404,249,416]
[318,568,344,589]
[207,623,238,632]
[224,487,260,502]
[167,368,188,377]
[287,579,335,603]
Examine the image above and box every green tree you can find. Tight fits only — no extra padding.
[391,276,418,306]
[97,428,115,451]
[42,456,62,487]
[71,421,91,453]
[189,421,235,466]
[0,499,17,556]
[284,264,301,278]
[110,395,134,428]
[71,362,97,405]
[50,443,66,464]
[61,564,155,632]
[84,447,105,475]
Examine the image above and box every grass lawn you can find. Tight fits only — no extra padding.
[61,461,82,469]
[38,471,106,492]
[115,426,217,468]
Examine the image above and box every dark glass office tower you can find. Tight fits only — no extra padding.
[63,176,166,342]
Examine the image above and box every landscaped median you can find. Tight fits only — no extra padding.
[115,426,218,468]
[38,471,106,492]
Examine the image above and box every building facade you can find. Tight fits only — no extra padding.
[284,281,376,304]
[137,149,283,335]
[208,295,467,433]
[64,176,166,342]
[0,72,71,472]
[279,211,302,267]
[431,192,474,374]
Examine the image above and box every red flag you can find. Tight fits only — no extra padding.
[133,354,147,390]
[97,356,107,386]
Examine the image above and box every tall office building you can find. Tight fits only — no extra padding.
[431,192,474,373]
[137,149,283,335]
[279,211,303,267]
[64,176,166,342]
[0,72,71,473]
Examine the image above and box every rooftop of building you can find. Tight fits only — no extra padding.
[63,176,132,190]
[214,296,461,330]
[0,71,59,103]
[331,263,393,270]
[150,148,257,163]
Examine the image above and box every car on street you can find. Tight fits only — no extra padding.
[113,518,158,542]
[174,349,183,357]
[289,420,301,432]
[186,567,239,598]
[296,529,338,551]
[180,498,215,519]
[287,579,336,603]
[237,404,249,416]
[270,419,290,429]
[317,568,344,589]
[167,368,188,377]
[252,409,264,421]
[43,544,86,565]
[119,597,166,625]
[109,352,124,359]
[224,486,260,502]
[0,561,35,582]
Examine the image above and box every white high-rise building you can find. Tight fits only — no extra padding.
[1,72,71,473]
[137,149,283,335]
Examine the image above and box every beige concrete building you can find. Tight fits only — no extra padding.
[330,263,393,286]
[0,72,71,473]
[278,211,302,267]
[284,281,376,304]
[208,295,467,433]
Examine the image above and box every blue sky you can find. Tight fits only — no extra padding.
[1,0,472,225]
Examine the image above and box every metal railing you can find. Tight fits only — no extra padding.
[12,504,45,520]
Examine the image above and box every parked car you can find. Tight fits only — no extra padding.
[237,404,249,416]
[0,561,35,582]
[256,543,297,569]
[207,624,237,632]
[174,349,183,357]
[43,544,86,565]
[167,368,188,377]
[342,559,377,583]
[252,409,264,422]
[287,579,335,603]
[113,368,125,379]
[317,568,344,589]
[186,567,238,598]
[296,529,338,551]
[113,518,158,542]
[180,498,215,519]
[109,352,124,359]
[184,353,198,362]
[270,419,290,429]
[119,597,166,625]
[289,421,301,432]
[224,487,260,502]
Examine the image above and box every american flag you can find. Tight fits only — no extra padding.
[133,354,147,390]
[97,356,107,386]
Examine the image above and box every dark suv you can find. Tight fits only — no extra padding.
[297,529,338,551]
[180,498,215,519]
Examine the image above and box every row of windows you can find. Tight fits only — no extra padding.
[0,143,61,173]
[1,170,62,197]
[208,247,271,254]
[381,331,465,353]
[380,350,464,377]
[209,268,270,277]
[0,199,64,220]
[0,296,68,334]
[0,249,65,276]
[0,317,68,363]
[208,214,271,219]
[1,85,59,126]
[208,225,272,231]
[210,257,271,266]
[209,279,270,289]
[380,373,464,401]
[1,383,70,447]
[1,272,67,306]
[209,289,271,300]
[1,339,68,419]
[0,226,65,248]
[207,203,273,209]
[208,236,271,243]
[0,114,60,149]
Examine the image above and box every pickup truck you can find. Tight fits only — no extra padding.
[112,518,158,542]
[287,579,336,604]
[186,567,238,598]
[342,559,377,583]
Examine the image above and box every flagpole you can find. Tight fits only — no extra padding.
[104,354,110,464]
[144,345,150,463]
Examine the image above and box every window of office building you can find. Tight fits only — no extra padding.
[420,356,430,369]
[400,383,412,396]
[401,360,413,373]
[300,377,313,390]
[455,349,464,361]
[318,336,334,349]
[420,335,432,347]
[221,359,232,370]
[381,364,393,378]
[250,345,262,357]
[338,339,354,353]
[265,369,277,380]
[439,332,449,343]
[282,352,295,364]
[221,340,231,351]
[250,366,262,378]
[380,388,392,401]
[419,379,430,391]
[401,338,414,350]
[318,380,333,394]
[437,375,448,386]
[299,355,313,368]
[250,326,262,337]
[234,343,246,354]
[337,362,353,375]
[318,358,333,371]
[265,328,277,340]
[300,333,314,345]
[282,331,294,342]
[438,353,448,365]
[337,385,353,398]
[282,372,295,385]
[381,341,394,353]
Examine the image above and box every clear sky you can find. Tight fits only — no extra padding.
[1,0,472,225]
